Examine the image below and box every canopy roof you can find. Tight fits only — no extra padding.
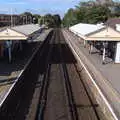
[0,24,41,40]
[69,23,120,41]
[86,27,120,41]
[69,23,104,39]
[11,24,40,36]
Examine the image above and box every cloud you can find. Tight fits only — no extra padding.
[4,2,27,5]
[25,0,78,3]
[0,8,9,12]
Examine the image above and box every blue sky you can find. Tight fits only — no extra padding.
[0,0,119,18]
[0,0,86,17]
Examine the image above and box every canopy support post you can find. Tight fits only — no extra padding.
[8,46,12,63]
[89,42,93,54]
[102,42,106,64]
[7,41,12,63]
[84,40,86,47]
[20,41,23,51]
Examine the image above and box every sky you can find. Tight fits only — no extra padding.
[0,0,88,18]
[0,0,119,18]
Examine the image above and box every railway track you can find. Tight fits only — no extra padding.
[59,30,78,120]
[60,30,104,120]
[36,29,103,120]
[35,29,78,120]
[0,28,105,120]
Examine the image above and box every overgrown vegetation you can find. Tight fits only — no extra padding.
[21,12,61,28]
[39,14,61,28]
[62,1,120,27]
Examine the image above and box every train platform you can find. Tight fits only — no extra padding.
[0,29,52,103]
[62,29,120,119]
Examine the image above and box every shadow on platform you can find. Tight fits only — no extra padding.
[50,43,77,64]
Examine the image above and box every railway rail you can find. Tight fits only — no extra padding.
[36,29,104,120]
[35,29,78,120]
[0,28,105,120]
[59,30,78,120]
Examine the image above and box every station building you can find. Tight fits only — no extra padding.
[0,24,42,63]
[69,23,120,64]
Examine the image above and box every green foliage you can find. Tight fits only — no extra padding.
[53,14,61,27]
[20,12,61,27]
[21,12,33,24]
[21,12,41,24]
[33,14,41,24]
[21,12,32,17]
[41,14,61,28]
[38,17,44,25]
[85,5,110,24]
[63,1,120,27]
[63,8,78,27]
[21,12,61,27]
[44,14,55,27]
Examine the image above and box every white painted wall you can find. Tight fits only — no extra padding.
[116,24,120,32]
[115,42,120,63]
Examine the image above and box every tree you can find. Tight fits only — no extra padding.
[21,12,33,24]
[62,1,120,27]
[33,14,41,24]
[44,14,55,27]
[53,14,61,27]
[75,1,111,24]
[86,5,111,23]
[41,14,61,28]
[21,12,32,17]
[38,16,45,25]
[63,8,78,27]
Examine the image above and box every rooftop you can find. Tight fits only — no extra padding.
[105,18,120,29]
[11,24,41,36]
[0,24,41,40]
[69,23,120,41]
[69,23,104,39]
[69,23,104,36]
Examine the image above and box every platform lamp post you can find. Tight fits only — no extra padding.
[10,8,13,27]
[9,8,13,63]
[10,8,18,27]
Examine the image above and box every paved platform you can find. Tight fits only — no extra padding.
[0,29,52,103]
[62,29,120,119]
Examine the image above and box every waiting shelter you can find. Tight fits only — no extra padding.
[0,24,42,63]
[69,23,120,64]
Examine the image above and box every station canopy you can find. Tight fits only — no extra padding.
[0,24,41,40]
[69,23,104,39]
[69,23,120,41]
[86,27,120,41]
